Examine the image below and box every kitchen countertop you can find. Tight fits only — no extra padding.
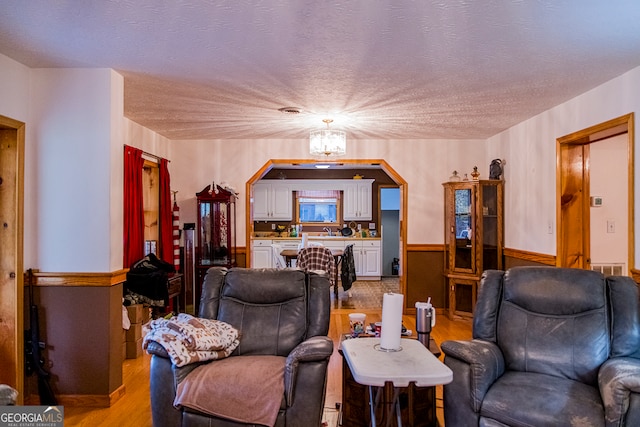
[253,235,381,240]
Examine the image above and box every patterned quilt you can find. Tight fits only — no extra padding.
[143,313,240,367]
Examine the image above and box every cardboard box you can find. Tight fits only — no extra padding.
[141,306,151,323]
[126,323,142,342]
[126,304,143,323]
[126,337,143,359]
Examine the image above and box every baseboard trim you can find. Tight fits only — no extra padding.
[55,385,126,407]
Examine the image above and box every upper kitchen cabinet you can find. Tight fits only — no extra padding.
[443,180,503,318]
[253,181,292,221]
[343,179,374,220]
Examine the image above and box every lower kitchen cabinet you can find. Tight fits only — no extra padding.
[251,239,273,268]
[250,237,382,278]
[350,240,381,279]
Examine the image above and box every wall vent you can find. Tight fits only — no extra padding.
[591,263,625,277]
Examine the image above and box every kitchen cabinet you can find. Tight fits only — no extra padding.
[343,180,374,220]
[443,180,503,319]
[251,239,273,268]
[348,239,381,279]
[250,236,382,278]
[253,181,292,220]
[318,239,346,252]
[251,239,300,268]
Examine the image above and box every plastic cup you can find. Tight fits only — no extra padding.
[374,322,382,337]
[348,313,366,337]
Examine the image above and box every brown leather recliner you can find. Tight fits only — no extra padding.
[147,267,333,427]
[442,266,640,427]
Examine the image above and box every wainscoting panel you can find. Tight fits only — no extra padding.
[406,245,446,312]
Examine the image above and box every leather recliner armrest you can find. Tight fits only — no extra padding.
[284,336,334,405]
[147,340,211,384]
[599,356,640,426]
[146,340,170,359]
[442,339,505,411]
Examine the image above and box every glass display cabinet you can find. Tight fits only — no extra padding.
[443,180,503,318]
[195,184,237,303]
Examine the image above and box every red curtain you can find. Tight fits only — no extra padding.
[123,145,145,268]
[159,158,174,266]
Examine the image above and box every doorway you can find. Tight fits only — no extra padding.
[245,159,408,297]
[556,113,634,273]
[0,115,25,401]
[380,187,400,276]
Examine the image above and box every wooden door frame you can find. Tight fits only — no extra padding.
[556,113,634,273]
[377,184,401,277]
[0,115,25,402]
[245,159,408,297]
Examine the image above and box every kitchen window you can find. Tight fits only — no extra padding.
[296,190,341,225]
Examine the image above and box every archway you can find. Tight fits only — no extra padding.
[245,159,409,298]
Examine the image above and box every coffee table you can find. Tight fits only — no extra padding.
[341,337,452,427]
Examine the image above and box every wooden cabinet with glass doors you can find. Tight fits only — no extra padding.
[195,184,237,305]
[443,180,503,318]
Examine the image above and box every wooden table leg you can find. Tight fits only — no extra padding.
[334,255,342,296]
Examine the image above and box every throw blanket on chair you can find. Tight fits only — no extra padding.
[143,313,240,367]
[174,355,286,427]
[297,246,336,285]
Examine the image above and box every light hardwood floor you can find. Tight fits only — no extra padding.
[64,307,472,426]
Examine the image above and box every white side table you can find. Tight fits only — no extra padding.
[341,337,453,427]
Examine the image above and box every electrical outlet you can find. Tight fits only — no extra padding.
[547,222,553,234]
[271,223,276,230]
[607,220,615,233]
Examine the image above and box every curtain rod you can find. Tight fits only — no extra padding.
[124,145,170,163]
[142,151,170,163]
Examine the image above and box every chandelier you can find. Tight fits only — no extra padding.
[309,119,346,157]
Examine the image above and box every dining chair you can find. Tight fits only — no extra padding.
[270,244,286,269]
[297,246,336,286]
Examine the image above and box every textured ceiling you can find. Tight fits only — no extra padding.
[0,1,639,140]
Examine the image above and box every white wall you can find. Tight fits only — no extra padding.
[170,138,487,245]
[30,68,124,272]
[590,134,628,269]
[0,54,34,266]
[123,117,172,161]
[0,52,173,273]
[487,65,640,264]
[0,54,30,122]
[3,50,640,271]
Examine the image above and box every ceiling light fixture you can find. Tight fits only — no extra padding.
[309,119,346,157]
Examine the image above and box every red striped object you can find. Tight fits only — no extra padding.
[173,201,180,272]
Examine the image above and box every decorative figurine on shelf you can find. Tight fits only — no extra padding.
[463,173,469,181]
[471,166,480,180]
[449,170,461,182]
[489,159,504,180]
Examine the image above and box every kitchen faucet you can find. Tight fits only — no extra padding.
[322,227,333,236]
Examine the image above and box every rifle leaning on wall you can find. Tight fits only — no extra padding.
[24,268,58,405]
